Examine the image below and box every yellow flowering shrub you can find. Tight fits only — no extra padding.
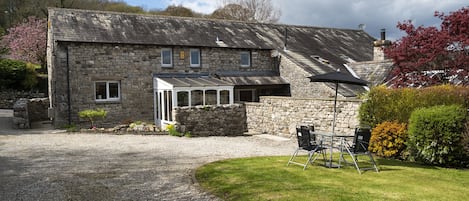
[369,121,407,158]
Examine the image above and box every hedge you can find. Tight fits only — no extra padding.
[407,105,468,167]
[0,59,39,90]
[359,85,469,128]
[0,59,27,89]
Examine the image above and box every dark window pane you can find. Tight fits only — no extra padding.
[109,82,119,98]
[191,90,203,106]
[220,90,229,104]
[162,50,172,65]
[241,52,250,66]
[95,82,107,99]
[167,90,172,121]
[205,90,217,105]
[177,91,189,107]
[239,90,254,102]
[190,49,200,66]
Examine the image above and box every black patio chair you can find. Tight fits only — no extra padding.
[341,127,379,174]
[287,125,327,170]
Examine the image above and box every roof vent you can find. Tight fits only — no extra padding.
[284,27,288,51]
[311,55,330,64]
[216,36,227,47]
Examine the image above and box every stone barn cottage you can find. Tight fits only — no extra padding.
[47,8,390,133]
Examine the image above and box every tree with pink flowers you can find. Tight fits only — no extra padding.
[1,16,47,69]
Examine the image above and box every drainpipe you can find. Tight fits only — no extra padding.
[66,46,71,125]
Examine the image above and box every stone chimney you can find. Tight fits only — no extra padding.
[373,29,391,61]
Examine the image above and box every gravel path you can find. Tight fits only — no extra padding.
[0,110,296,201]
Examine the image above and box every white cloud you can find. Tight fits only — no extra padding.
[272,0,467,40]
[169,0,220,14]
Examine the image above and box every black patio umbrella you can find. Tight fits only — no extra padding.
[308,69,369,133]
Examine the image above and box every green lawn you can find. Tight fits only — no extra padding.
[195,155,469,201]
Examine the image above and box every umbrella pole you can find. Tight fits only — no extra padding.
[326,82,339,168]
[333,82,338,134]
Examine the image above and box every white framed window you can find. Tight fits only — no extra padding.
[240,51,251,67]
[177,91,189,107]
[95,81,120,102]
[190,49,200,67]
[161,48,173,67]
[220,90,230,104]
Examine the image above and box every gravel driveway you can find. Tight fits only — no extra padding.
[0,110,296,201]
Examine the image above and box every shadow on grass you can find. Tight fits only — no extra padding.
[375,157,438,171]
[318,153,439,172]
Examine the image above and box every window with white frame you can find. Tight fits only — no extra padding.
[190,49,200,67]
[177,91,189,107]
[161,48,173,67]
[240,51,251,67]
[95,81,120,101]
[205,90,217,105]
[220,90,230,104]
[191,90,203,106]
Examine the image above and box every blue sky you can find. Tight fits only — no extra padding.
[123,0,468,40]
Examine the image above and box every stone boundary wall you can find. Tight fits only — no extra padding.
[13,99,30,129]
[245,96,362,137]
[13,98,50,129]
[0,90,46,109]
[28,98,50,122]
[174,104,247,137]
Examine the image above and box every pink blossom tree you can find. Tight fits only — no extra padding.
[1,16,47,68]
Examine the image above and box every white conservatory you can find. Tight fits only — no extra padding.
[153,74,234,128]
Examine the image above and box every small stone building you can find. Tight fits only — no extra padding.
[47,8,388,130]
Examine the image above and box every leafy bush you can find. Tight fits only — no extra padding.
[407,105,468,167]
[359,85,469,128]
[166,124,182,137]
[166,124,191,137]
[21,63,39,89]
[369,121,408,158]
[78,108,107,128]
[462,121,469,156]
[359,86,415,127]
[0,59,39,90]
[0,59,27,89]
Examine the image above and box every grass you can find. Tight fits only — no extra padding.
[195,154,469,201]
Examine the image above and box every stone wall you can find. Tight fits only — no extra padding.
[245,96,362,137]
[12,98,49,129]
[13,99,30,129]
[0,90,46,109]
[49,42,275,128]
[28,98,50,122]
[174,104,247,136]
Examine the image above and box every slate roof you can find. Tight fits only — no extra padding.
[49,8,379,97]
[49,8,374,55]
[348,60,393,87]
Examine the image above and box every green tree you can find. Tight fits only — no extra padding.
[79,108,107,128]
